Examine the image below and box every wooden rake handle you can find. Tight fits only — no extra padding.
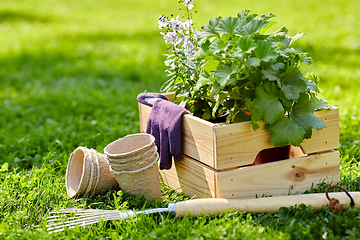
[175,192,360,217]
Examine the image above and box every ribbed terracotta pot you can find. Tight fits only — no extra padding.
[104,133,162,200]
[110,150,159,172]
[111,156,162,200]
[104,133,155,162]
[65,147,120,198]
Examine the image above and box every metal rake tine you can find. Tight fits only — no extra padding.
[47,218,101,231]
[47,215,107,230]
[49,208,102,214]
[47,212,109,226]
[48,220,101,234]
[47,215,101,226]
[47,211,122,230]
[47,212,102,221]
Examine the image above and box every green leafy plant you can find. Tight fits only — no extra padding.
[159,2,330,147]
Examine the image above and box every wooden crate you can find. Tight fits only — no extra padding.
[138,93,340,198]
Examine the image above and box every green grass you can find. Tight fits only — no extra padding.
[1,0,360,239]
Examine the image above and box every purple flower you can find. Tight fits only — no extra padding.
[168,16,183,33]
[161,31,178,45]
[193,30,200,39]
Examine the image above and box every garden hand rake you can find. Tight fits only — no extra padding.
[47,191,360,233]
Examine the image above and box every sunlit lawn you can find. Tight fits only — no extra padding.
[0,0,359,238]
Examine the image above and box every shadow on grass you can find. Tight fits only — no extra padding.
[0,10,54,23]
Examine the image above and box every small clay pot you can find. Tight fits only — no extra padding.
[104,133,155,160]
[110,151,159,172]
[111,156,162,200]
[107,145,157,165]
[65,147,119,198]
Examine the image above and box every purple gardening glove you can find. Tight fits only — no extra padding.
[144,98,188,170]
[137,92,168,107]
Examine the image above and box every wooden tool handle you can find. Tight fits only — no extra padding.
[175,192,360,217]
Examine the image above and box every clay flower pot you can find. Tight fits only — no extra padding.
[65,147,119,198]
[110,150,159,172]
[104,133,162,200]
[104,133,155,161]
[111,156,162,201]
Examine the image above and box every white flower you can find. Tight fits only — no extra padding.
[193,30,200,39]
[183,0,194,10]
[158,15,167,29]
[168,16,183,33]
[161,31,178,45]
[182,19,192,32]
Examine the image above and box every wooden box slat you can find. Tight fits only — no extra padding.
[160,150,340,199]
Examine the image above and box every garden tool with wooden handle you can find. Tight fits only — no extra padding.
[47,191,359,233]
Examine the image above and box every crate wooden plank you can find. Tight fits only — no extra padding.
[138,103,152,133]
[138,92,339,170]
[215,150,340,199]
[181,115,215,167]
[159,155,216,198]
[301,107,339,154]
[213,108,339,170]
[214,121,272,169]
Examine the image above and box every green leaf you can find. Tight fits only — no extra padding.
[290,94,326,138]
[267,117,306,147]
[1,162,9,172]
[247,69,262,84]
[232,51,243,58]
[254,40,278,62]
[272,62,285,72]
[200,40,212,53]
[304,78,318,93]
[215,17,241,35]
[306,73,320,84]
[280,67,307,100]
[300,54,312,65]
[267,26,288,42]
[213,65,232,87]
[194,72,211,90]
[238,37,256,53]
[241,18,268,36]
[227,77,238,86]
[160,76,176,92]
[245,99,262,131]
[237,9,252,20]
[209,39,228,54]
[246,57,260,67]
[212,92,227,117]
[202,108,212,120]
[281,32,304,48]
[261,69,279,81]
[200,17,222,39]
[209,82,221,98]
[260,13,276,21]
[204,58,220,72]
[253,82,285,124]
[311,97,330,110]
[259,20,276,34]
